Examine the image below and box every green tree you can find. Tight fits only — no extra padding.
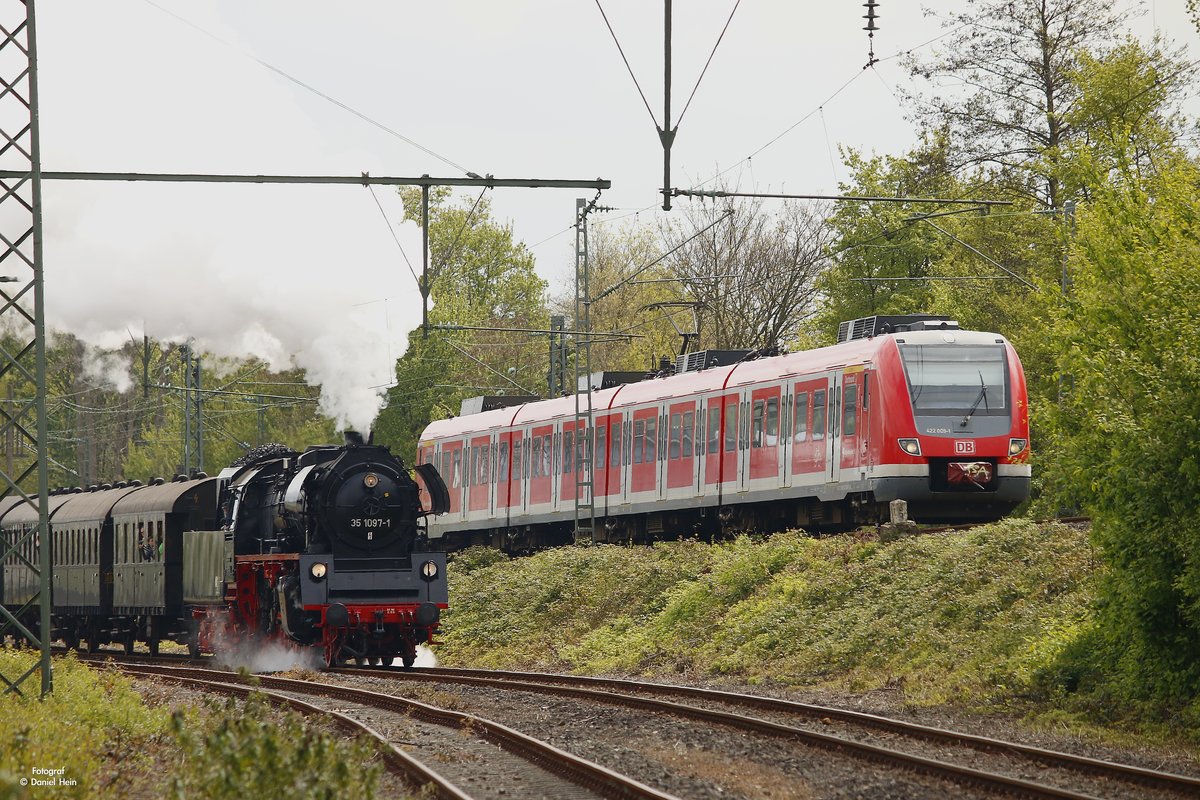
[1034,43,1200,719]
[374,188,550,461]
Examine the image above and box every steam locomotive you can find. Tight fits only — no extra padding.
[416,315,1031,551]
[0,434,450,668]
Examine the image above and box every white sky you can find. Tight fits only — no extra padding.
[17,1,1197,426]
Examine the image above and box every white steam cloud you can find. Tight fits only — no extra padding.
[81,347,133,394]
[31,4,428,434]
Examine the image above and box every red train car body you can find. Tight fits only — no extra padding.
[416,319,1030,550]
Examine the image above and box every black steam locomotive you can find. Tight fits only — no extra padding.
[0,434,450,668]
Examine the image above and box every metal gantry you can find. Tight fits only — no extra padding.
[0,0,52,696]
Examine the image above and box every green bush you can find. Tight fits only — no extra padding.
[168,692,381,800]
[0,650,172,799]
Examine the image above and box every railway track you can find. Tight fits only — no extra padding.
[105,660,681,800]
[329,664,1199,800]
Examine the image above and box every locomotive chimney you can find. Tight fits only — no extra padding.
[343,430,365,447]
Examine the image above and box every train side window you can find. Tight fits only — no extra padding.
[844,383,858,437]
[831,386,842,437]
[794,393,809,442]
[645,417,657,463]
[724,402,737,452]
[622,420,632,465]
[633,420,645,465]
[813,390,826,440]
[766,398,779,446]
[452,450,462,488]
[576,428,586,473]
[610,424,621,468]
[532,437,543,478]
[595,425,606,467]
[543,434,553,476]
[862,372,870,410]
[524,439,532,479]
[669,413,681,460]
[482,444,491,484]
[707,407,720,454]
[499,442,510,483]
[513,438,523,480]
[682,411,694,457]
[563,430,574,473]
[751,400,764,448]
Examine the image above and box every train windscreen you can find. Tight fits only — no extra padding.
[898,343,1008,416]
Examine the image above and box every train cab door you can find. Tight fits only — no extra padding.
[826,374,843,484]
[528,424,554,508]
[441,440,466,521]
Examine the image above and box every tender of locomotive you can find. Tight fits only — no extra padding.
[0,435,449,668]
[416,316,1031,551]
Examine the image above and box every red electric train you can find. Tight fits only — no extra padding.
[415,316,1030,551]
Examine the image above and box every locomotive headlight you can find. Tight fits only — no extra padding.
[420,560,439,582]
[1008,438,1028,456]
[364,473,379,489]
[310,562,328,580]
[898,438,922,457]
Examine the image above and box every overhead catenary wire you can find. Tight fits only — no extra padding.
[675,0,742,128]
[593,0,659,128]
[367,185,421,288]
[140,0,472,175]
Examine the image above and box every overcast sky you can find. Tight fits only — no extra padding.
[19,1,1197,427]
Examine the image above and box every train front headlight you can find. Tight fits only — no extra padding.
[420,560,439,582]
[310,562,328,580]
[1008,438,1028,456]
[898,438,922,456]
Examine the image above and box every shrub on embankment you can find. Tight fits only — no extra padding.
[443,519,1098,711]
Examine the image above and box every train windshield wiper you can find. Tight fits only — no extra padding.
[960,372,988,428]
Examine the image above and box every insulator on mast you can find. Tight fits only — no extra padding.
[862,1,880,68]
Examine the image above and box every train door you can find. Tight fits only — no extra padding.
[440,440,465,520]
[528,424,554,507]
[705,394,739,487]
[840,369,866,477]
[619,413,632,505]
[748,385,782,487]
[468,435,491,514]
[630,407,658,498]
[496,432,513,514]
[826,374,843,484]
[560,419,586,503]
[597,413,622,506]
[738,392,752,492]
[666,400,698,495]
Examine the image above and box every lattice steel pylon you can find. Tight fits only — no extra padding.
[572,198,596,544]
[0,0,53,696]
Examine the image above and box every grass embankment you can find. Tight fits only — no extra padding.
[443,519,1098,713]
[0,651,383,799]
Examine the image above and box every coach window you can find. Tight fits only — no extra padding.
[751,400,764,448]
[563,430,574,473]
[645,417,658,462]
[843,384,857,437]
[542,434,553,476]
[793,393,809,442]
[724,402,737,452]
[707,408,721,454]
[633,420,645,464]
[610,424,622,468]
[499,442,510,484]
[682,411,695,457]
[812,390,827,440]
[766,398,779,446]
[669,413,681,460]
[576,429,586,472]
[830,386,842,437]
[484,443,493,484]
[595,425,606,467]
[532,437,543,478]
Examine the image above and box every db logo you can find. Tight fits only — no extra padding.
[954,440,976,455]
